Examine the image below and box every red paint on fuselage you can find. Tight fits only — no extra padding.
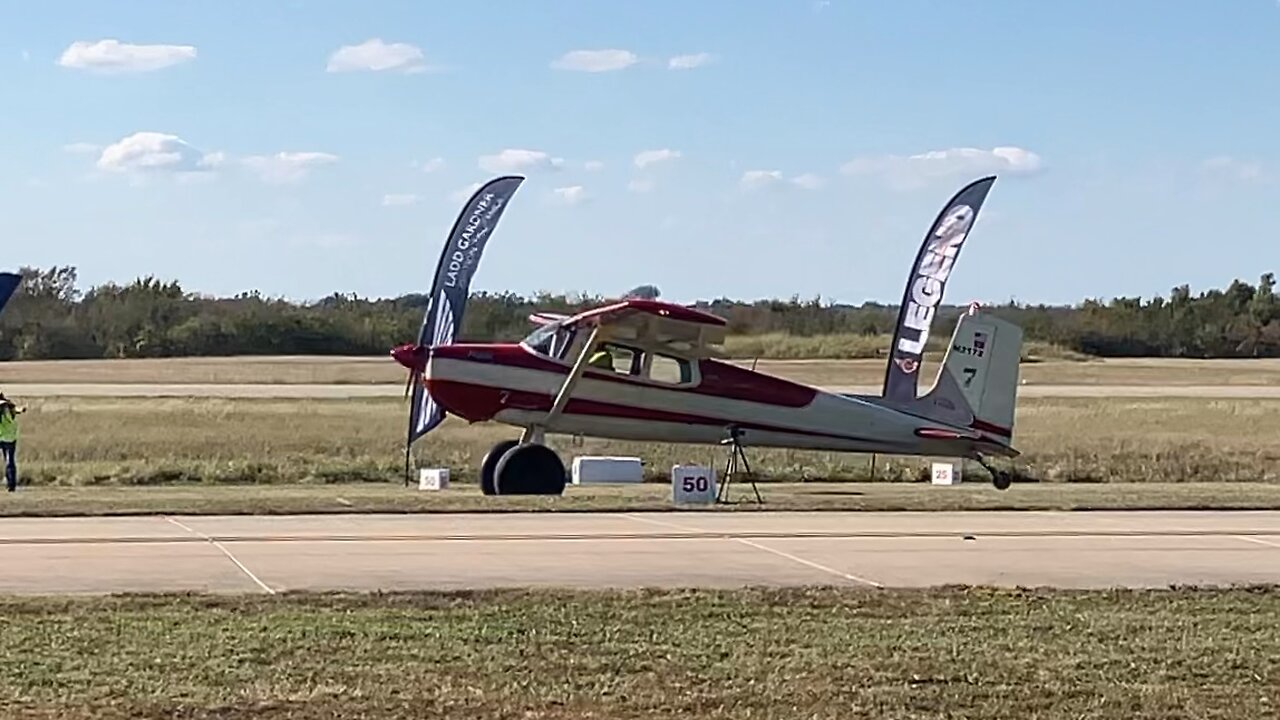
[428,342,818,409]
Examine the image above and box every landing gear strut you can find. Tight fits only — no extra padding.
[974,455,1013,491]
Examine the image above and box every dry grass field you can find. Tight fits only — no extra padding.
[7,353,1280,387]
[1,587,1276,719]
[3,354,1279,516]
[8,393,1280,488]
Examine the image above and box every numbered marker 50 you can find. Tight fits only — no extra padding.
[672,465,717,504]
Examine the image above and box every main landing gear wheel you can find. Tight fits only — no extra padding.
[493,443,567,496]
[479,439,521,496]
[974,456,1013,491]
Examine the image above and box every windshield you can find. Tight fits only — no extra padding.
[522,323,558,354]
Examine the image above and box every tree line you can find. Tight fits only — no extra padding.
[1,265,1278,360]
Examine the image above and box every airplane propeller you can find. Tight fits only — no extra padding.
[390,342,429,399]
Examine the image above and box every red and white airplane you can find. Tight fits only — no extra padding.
[391,174,1023,496]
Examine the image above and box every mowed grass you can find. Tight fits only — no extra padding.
[8,395,1280,491]
[0,587,1276,719]
[10,353,1280,387]
[6,482,1280,517]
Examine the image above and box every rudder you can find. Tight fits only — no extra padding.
[923,310,1023,444]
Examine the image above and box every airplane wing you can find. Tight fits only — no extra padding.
[567,298,728,357]
[0,273,20,317]
[529,311,569,326]
[406,175,525,445]
[529,285,658,327]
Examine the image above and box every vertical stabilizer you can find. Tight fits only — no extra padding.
[920,310,1023,444]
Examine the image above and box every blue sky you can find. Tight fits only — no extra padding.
[1,0,1277,306]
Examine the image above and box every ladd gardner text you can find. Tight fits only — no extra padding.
[445,192,496,288]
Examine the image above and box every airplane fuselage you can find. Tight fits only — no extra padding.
[422,342,1011,460]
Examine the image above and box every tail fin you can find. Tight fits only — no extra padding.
[920,309,1023,445]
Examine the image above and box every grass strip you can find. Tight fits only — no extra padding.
[5,482,1280,517]
[0,586,1276,719]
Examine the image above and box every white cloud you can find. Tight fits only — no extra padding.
[200,151,227,169]
[738,170,824,191]
[668,53,714,70]
[478,148,564,173]
[63,142,100,155]
[633,148,681,169]
[790,173,825,190]
[740,170,784,190]
[96,132,220,175]
[450,182,482,203]
[382,193,420,206]
[551,49,637,72]
[628,178,655,193]
[58,39,196,73]
[841,146,1043,188]
[1202,156,1265,183]
[241,151,338,183]
[326,39,427,73]
[553,185,587,205]
[583,160,605,172]
[419,157,445,173]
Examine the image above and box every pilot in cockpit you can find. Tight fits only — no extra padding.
[588,347,615,371]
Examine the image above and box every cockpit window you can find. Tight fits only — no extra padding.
[522,324,694,385]
[522,324,558,355]
[522,322,578,360]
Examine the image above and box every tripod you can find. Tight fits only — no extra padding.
[717,425,762,504]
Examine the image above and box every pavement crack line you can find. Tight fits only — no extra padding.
[163,517,276,594]
[621,513,883,589]
[1235,535,1280,549]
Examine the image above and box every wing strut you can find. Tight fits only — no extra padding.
[521,324,602,446]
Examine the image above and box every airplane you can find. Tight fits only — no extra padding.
[391,174,1023,496]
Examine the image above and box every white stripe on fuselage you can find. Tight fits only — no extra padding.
[427,353,972,454]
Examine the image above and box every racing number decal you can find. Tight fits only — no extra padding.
[961,367,977,387]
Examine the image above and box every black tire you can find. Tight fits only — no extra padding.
[480,439,520,496]
[992,471,1012,491]
[493,443,566,496]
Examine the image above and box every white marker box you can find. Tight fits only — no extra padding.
[671,464,717,504]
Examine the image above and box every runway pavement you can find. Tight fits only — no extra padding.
[1,510,1279,595]
[5,382,1280,398]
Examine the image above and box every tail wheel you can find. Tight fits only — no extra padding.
[479,439,520,496]
[493,443,566,496]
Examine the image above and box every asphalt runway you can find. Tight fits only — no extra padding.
[5,382,1280,398]
[1,511,1279,595]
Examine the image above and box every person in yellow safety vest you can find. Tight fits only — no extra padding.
[587,348,614,371]
[0,392,24,493]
